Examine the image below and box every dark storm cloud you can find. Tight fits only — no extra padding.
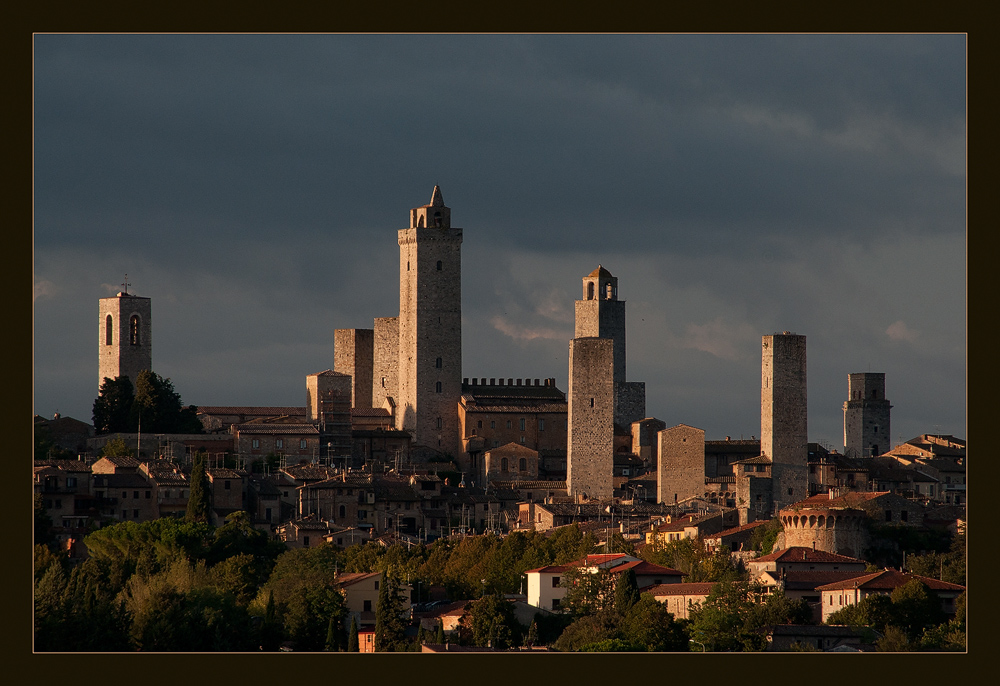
[33,34,966,445]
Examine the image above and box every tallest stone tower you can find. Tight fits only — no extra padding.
[761,332,808,512]
[396,186,463,455]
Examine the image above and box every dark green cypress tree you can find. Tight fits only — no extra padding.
[347,616,359,652]
[259,589,282,651]
[325,615,340,651]
[526,620,538,647]
[185,452,211,523]
[374,570,405,651]
[436,618,446,644]
[615,568,641,615]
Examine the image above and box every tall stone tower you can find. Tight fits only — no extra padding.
[567,337,614,501]
[843,373,891,458]
[396,186,463,455]
[761,332,808,512]
[334,328,374,409]
[574,265,645,428]
[99,284,151,388]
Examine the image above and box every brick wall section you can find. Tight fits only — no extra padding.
[99,294,151,388]
[762,333,809,511]
[567,337,614,501]
[658,424,706,505]
[372,317,399,412]
[397,193,463,456]
[575,297,626,383]
[843,372,891,458]
[334,329,374,409]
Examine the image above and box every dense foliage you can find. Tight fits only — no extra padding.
[638,537,744,582]
[93,371,203,436]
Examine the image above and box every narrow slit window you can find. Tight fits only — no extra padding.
[105,315,113,345]
[129,315,141,346]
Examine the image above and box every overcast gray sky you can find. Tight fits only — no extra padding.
[33,34,966,450]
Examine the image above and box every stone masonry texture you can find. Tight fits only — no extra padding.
[334,328,374,409]
[397,188,463,457]
[567,337,614,501]
[761,333,809,512]
[658,424,706,505]
[843,373,891,458]
[372,317,399,412]
[99,294,151,389]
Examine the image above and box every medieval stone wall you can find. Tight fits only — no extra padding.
[762,333,809,511]
[567,337,614,501]
[334,328,374,409]
[658,424,706,505]
[843,372,891,457]
[372,317,399,412]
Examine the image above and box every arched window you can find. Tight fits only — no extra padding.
[129,315,141,346]
[519,458,527,472]
[435,381,442,393]
[587,282,594,300]
[606,283,613,299]
[436,260,442,271]
[436,417,443,429]
[501,458,508,472]
[105,315,113,345]
[435,357,442,368]
[434,211,442,227]
[418,216,425,227]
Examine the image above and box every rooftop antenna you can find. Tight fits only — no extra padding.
[122,274,130,295]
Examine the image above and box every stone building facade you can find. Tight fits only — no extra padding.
[372,316,399,414]
[843,372,891,458]
[396,186,463,456]
[98,288,151,388]
[631,418,666,468]
[567,337,615,501]
[334,329,374,409]
[657,424,706,505]
[762,332,809,512]
[484,442,540,484]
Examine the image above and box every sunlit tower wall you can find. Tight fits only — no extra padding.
[843,372,891,458]
[761,332,808,512]
[99,288,151,389]
[396,186,463,457]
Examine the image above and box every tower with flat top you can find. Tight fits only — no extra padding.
[843,372,891,458]
[761,332,808,511]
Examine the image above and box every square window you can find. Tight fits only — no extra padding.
[133,509,139,518]
[224,480,231,490]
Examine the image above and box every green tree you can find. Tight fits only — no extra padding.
[325,614,344,651]
[185,452,211,523]
[687,581,774,651]
[890,579,945,640]
[93,375,135,434]
[34,493,54,546]
[100,435,135,458]
[374,569,407,651]
[131,370,203,434]
[347,616,359,652]
[552,613,619,652]
[435,618,446,644]
[876,625,912,652]
[560,567,616,617]
[827,593,896,637]
[458,594,523,649]
[614,568,640,615]
[259,590,282,651]
[619,594,689,651]
[525,619,538,647]
[747,517,783,555]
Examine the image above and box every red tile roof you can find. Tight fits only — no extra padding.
[646,582,717,596]
[524,564,573,574]
[706,520,769,539]
[753,547,867,564]
[337,572,379,587]
[814,570,965,592]
[609,560,686,578]
[788,491,890,510]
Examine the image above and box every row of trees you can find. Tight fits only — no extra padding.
[93,371,203,435]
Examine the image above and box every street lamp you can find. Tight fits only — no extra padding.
[690,638,706,652]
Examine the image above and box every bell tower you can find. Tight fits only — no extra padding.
[397,187,463,455]
[99,276,151,388]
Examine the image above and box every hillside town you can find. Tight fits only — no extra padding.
[34,189,966,652]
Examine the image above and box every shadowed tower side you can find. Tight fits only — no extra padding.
[843,372,891,458]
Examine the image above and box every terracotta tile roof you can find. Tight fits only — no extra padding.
[93,473,152,489]
[788,491,890,510]
[235,424,319,435]
[207,468,245,479]
[463,402,568,413]
[337,572,379,587]
[485,442,540,457]
[491,480,566,490]
[524,564,574,574]
[281,465,338,481]
[706,520,769,539]
[732,455,771,465]
[197,406,306,416]
[98,455,141,468]
[767,571,874,590]
[753,547,867,565]
[33,460,92,473]
[815,570,965,592]
[351,407,391,417]
[609,560,686,578]
[646,582,717,596]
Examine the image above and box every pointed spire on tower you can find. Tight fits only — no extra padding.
[430,185,444,207]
